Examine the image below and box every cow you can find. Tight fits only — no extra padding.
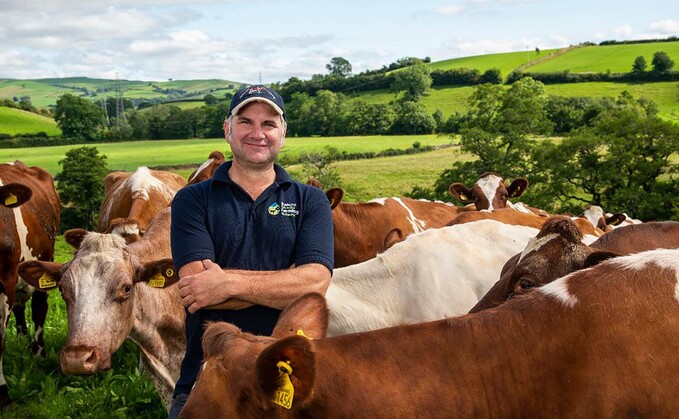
[187,150,225,185]
[97,167,186,243]
[326,219,540,335]
[0,161,59,407]
[326,188,465,267]
[18,207,185,409]
[446,207,605,242]
[470,216,679,312]
[179,248,679,418]
[448,172,528,211]
[578,205,627,232]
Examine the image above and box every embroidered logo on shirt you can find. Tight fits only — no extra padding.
[268,203,281,215]
[280,202,299,217]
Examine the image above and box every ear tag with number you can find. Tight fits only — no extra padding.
[148,272,165,288]
[5,193,17,206]
[39,273,56,289]
[272,361,294,409]
[296,329,312,340]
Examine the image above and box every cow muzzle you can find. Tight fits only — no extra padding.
[59,345,110,374]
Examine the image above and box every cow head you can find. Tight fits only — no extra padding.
[17,231,178,375]
[179,293,328,418]
[469,216,617,313]
[187,150,225,185]
[449,173,528,211]
[580,205,626,232]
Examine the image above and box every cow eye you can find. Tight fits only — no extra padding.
[513,278,536,294]
[123,284,132,294]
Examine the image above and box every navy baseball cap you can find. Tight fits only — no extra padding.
[228,84,285,119]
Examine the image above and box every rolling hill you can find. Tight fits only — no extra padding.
[0,107,61,136]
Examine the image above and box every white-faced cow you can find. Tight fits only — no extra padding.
[187,150,225,185]
[326,219,539,336]
[180,248,679,418]
[0,161,59,407]
[326,188,465,267]
[18,207,184,409]
[470,216,679,312]
[98,167,186,243]
[448,172,529,211]
[577,205,627,232]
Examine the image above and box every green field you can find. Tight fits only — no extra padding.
[0,107,61,136]
[528,41,679,73]
[430,48,559,79]
[0,134,455,177]
[0,77,241,109]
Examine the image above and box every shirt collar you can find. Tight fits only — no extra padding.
[213,160,293,186]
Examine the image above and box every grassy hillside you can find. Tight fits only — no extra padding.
[431,49,559,79]
[0,107,61,136]
[528,41,679,73]
[0,134,454,175]
[0,77,242,109]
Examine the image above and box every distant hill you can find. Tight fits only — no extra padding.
[0,107,60,136]
[0,77,244,109]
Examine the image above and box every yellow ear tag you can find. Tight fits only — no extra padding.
[272,361,294,409]
[296,330,312,340]
[5,193,17,206]
[165,268,175,278]
[460,193,468,201]
[148,272,165,288]
[39,273,56,289]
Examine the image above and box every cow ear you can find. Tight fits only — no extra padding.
[384,228,404,250]
[583,251,620,268]
[0,183,32,208]
[135,258,179,287]
[18,260,63,291]
[448,183,472,202]
[256,336,315,407]
[64,229,88,249]
[306,177,322,189]
[272,293,328,340]
[605,213,626,226]
[507,178,529,198]
[325,188,344,210]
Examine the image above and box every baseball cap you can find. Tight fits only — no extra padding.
[228,84,285,119]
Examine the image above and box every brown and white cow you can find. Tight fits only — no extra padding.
[18,207,184,409]
[470,216,679,312]
[577,205,627,232]
[326,219,540,335]
[180,248,679,418]
[187,150,225,185]
[448,172,529,211]
[98,167,186,242]
[447,207,606,242]
[326,188,465,267]
[0,161,59,407]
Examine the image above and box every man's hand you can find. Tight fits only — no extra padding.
[178,259,231,313]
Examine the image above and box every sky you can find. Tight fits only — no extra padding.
[1,0,677,84]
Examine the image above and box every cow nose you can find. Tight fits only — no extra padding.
[59,345,109,374]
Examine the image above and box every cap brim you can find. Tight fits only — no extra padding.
[230,97,284,118]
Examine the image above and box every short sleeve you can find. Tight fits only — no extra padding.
[170,185,216,270]
[294,186,334,273]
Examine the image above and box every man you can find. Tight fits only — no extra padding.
[168,84,334,417]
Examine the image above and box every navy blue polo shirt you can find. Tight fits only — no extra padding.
[170,161,334,396]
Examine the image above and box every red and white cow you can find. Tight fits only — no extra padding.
[0,161,59,407]
[326,188,465,267]
[448,172,529,211]
[326,219,540,335]
[18,207,184,409]
[180,248,679,418]
[470,216,679,312]
[187,150,225,185]
[577,205,627,232]
[98,167,186,242]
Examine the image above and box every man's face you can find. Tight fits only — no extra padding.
[225,101,286,168]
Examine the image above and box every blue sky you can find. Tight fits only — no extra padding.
[0,0,677,83]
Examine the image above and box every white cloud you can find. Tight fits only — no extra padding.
[614,25,632,37]
[649,19,679,34]
[435,5,466,15]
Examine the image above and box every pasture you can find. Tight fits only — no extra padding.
[430,48,559,79]
[528,40,679,74]
[0,107,61,137]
